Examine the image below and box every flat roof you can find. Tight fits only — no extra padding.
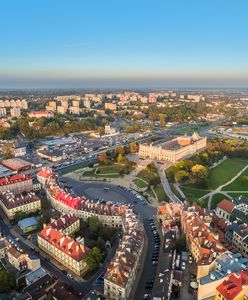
[18,217,38,229]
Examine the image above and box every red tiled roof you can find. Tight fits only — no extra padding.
[0,173,31,186]
[37,168,54,179]
[38,225,90,261]
[216,270,248,300]
[217,199,235,214]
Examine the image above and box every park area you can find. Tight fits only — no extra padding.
[208,158,248,189]
[134,163,167,202]
[177,158,248,208]
[83,163,134,178]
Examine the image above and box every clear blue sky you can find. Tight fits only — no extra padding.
[0,0,248,88]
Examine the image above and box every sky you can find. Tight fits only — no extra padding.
[0,0,248,89]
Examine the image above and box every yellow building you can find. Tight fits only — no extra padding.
[38,225,90,276]
[0,191,41,219]
[139,133,207,162]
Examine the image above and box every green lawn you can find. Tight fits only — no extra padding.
[176,123,210,135]
[181,186,209,201]
[59,161,91,175]
[97,165,123,174]
[137,169,160,183]
[153,184,168,202]
[211,193,227,209]
[83,170,96,177]
[170,185,183,201]
[134,178,148,188]
[225,168,248,191]
[209,158,248,189]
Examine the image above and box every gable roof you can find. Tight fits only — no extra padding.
[217,199,235,214]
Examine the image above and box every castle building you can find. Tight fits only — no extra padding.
[138,132,207,162]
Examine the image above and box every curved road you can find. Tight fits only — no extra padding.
[61,176,160,300]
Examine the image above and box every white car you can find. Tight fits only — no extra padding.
[181,262,186,270]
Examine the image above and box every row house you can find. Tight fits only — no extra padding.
[37,168,144,299]
[37,225,90,276]
[215,270,248,300]
[198,252,248,300]
[3,239,40,271]
[225,224,248,258]
[0,190,41,219]
[0,173,33,194]
[37,168,126,228]
[50,214,80,236]
[181,210,226,279]
[104,208,144,300]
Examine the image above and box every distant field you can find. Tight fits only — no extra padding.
[175,123,210,135]
[208,158,248,189]
[225,168,248,191]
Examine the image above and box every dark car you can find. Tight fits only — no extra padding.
[145,284,153,289]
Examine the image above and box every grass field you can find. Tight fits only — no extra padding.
[211,193,227,209]
[137,169,160,184]
[225,168,248,191]
[97,165,124,174]
[170,185,183,201]
[153,184,168,202]
[59,161,91,175]
[181,186,209,201]
[134,178,148,188]
[175,123,210,135]
[208,158,248,189]
[83,164,133,178]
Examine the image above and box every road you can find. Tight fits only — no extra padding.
[156,163,183,205]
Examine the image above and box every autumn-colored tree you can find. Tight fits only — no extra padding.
[2,143,14,158]
[115,146,125,156]
[98,152,107,163]
[130,142,139,153]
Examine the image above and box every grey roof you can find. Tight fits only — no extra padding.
[200,251,248,285]
[25,267,46,283]
[22,273,52,293]
[18,217,38,229]
[233,224,248,237]
[232,208,248,224]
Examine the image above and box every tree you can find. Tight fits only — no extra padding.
[242,176,248,185]
[191,164,208,179]
[98,152,107,163]
[115,146,125,156]
[14,211,27,221]
[85,247,103,271]
[2,143,14,158]
[97,126,105,136]
[190,164,209,188]
[0,270,16,293]
[175,170,189,183]
[159,113,166,126]
[117,154,128,165]
[130,142,139,153]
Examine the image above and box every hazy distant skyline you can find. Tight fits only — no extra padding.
[1,0,248,88]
